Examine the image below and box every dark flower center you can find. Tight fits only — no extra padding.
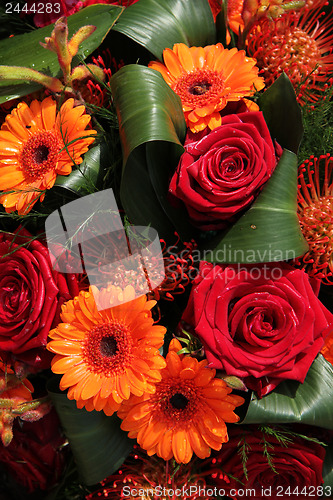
[21,130,61,179]
[169,392,189,410]
[99,336,118,358]
[83,321,133,376]
[189,81,212,95]
[33,144,50,164]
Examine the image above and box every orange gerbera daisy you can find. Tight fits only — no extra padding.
[47,285,166,416]
[148,43,264,133]
[0,96,96,214]
[118,339,244,464]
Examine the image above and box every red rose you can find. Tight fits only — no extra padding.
[211,426,326,500]
[169,111,281,230]
[0,228,79,370]
[181,262,333,397]
[0,409,66,493]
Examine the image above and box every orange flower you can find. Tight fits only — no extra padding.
[246,7,333,104]
[321,330,333,366]
[118,339,244,464]
[0,96,96,214]
[47,285,166,416]
[148,43,264,133]
[294,154,333,283]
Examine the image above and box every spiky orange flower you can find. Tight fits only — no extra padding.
[86,447,211,499]
[47,286,166,416]
[246,7,333,104]
[118,339,244,464]
[294,154,333,283]
[0,96,96,214]
[148,43,264,133]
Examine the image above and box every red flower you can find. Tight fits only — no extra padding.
[210,426,326,500]
[169,112,281,230]
[24,0,83,27]
[0,409,66,493]
[0,228,79,370]
[181,262,333,397]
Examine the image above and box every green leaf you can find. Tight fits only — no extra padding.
[242,355,333,430]
[323,441,333,489]
[112,0,216,60]
[205,149,308,263]
[54,142,109,196]
[110,64,192,240]
[259,73,304,154]
[0,4,122,104]
[48,378,133,485]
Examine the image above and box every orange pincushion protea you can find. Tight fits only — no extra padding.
[246,8,333,104]
[0,96,96,214]
[118,339,244,464]
[47,286,166,416]
[148,43,264,133]
[294,154,333,283]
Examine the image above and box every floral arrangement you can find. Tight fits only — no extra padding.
[0,0,333,499]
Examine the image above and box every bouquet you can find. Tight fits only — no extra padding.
[0,0,332,498]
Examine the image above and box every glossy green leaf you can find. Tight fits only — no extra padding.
[205,149,308,263]
[54,142,109,196]
[0,4,122,104]
[259,73,304,154]
[323,441,333,489]
[48,378,133,485]
[112,0,216,60]
[243,355,333,430]
[111,64,192,240]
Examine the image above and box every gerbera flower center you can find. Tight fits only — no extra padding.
[99,336,118,358]
[21,130,61,180]
[82,321,133,376]
[152,379,200,426]
[174,69,226,108]
[169,392,189,410]
[189,81,212,95]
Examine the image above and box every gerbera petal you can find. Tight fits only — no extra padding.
[172,429,192,464]
[188,424,211,459]
[59,363,87,389]
[163,47,185,78]
[80,372,102,400]
[176,43,195,72]
[48,340,82,355]
[51,355,81,373]
[41,96,57,130]
[140,420,165,450]
[0,170,26,189]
